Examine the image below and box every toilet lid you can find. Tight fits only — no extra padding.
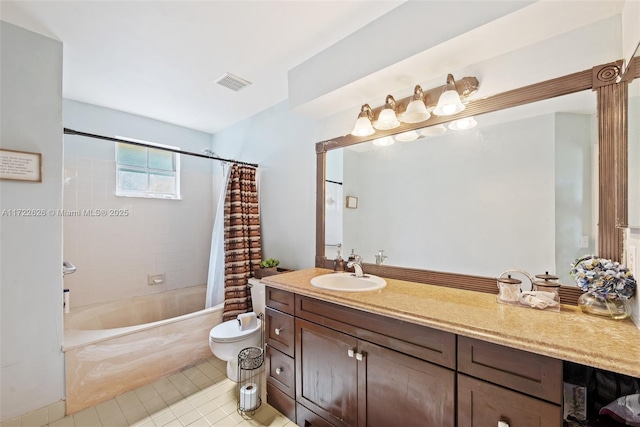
[209,318,262,343]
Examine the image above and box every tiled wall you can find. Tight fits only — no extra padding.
[63,153,220,308]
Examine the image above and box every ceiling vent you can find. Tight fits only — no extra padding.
[215,73,252,92]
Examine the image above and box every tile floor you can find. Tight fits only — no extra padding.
[46,357,292,427]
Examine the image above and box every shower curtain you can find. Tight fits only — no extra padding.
[205,163,232,309]
[222,164,262,322]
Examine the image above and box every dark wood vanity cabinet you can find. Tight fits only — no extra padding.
[265,289,297,422]
[265,286,563,427]
[266,286,456,427]
[457,336,563,426]
[296,318,456,427]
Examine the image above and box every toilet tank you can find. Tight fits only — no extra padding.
[248,278,266,316]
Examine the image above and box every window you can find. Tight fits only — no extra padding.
[115,138,181,199]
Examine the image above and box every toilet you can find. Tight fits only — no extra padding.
[209,278,265,382]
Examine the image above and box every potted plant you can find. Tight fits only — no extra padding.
[255,258,280,279]
[260,258,280,270]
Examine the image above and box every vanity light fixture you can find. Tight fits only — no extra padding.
[401,85,431,124]
[373,136,395,146]
[374,95,401,130]
[347,75,478,138]
[448,116,477,130]
[351,104,375,137]
[433,74,465,116]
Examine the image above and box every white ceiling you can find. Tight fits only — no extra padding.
[0,0,404,134]
[0,1,626,135]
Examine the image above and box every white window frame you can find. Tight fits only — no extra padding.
[115,136,181,200]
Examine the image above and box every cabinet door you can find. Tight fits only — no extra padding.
[358,340,455,427]
[296,319,358,427]
[458,374,562,427]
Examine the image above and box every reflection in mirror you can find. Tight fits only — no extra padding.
[629,57,640,227]
[325,91,598,285]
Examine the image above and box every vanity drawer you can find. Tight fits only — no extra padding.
[267,382,296,423]
[266,286,295,315]
[295,294,455,369]
[266,346,295,398]
[457,374,562,427]
[297,403,336,427]
[266,307,295,357]
[458,336,562,404]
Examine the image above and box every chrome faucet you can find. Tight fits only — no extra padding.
[375,250,387,266]
[347,255,365,278]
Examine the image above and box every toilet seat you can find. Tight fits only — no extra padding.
[209,318,262,343]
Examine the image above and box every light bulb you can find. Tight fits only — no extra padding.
[394,131,419,142]
[373,136,395,146]
[448,117,477,130]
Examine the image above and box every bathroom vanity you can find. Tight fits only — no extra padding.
[262,268,640,427]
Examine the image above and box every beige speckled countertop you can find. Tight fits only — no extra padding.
[262,268,640,378]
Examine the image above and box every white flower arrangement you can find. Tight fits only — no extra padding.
[570,255,637,301]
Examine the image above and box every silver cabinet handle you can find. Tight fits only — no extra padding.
[355,352,364,361]
[347,349,355,358]
[498,422,509,427]
[275,368,283,375]
[274,328,282,335]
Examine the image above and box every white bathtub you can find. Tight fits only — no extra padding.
[63,285,223,414]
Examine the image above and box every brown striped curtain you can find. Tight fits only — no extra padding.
[222,164,262,322]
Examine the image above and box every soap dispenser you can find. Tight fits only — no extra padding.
[333,249,345,272]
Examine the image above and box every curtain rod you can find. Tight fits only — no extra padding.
[63,128,259,168]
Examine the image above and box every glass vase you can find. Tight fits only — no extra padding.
[577,293,630,320]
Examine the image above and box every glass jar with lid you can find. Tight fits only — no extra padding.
[531,271,561,311]
[497,275,522,305]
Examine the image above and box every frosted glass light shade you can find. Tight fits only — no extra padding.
[373,136,394,146]
[448,117,477,130]
[402,99,431,124]
[433,90,465,116]
[394,130,419,142]
[420,124,447,137]
[374,108,401,130]
[351,116,375,137]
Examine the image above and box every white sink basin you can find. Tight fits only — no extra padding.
[310,273,387,292]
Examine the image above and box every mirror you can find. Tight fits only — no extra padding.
[628,47,640,228]
[325,91,598,285]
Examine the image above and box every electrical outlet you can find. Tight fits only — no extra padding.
[627,246,637,274]
[148,273,165,286]
[580,235,589,248]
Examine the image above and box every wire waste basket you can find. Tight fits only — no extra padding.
[237,312,264,413]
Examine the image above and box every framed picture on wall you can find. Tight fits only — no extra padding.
[0,149,42,182]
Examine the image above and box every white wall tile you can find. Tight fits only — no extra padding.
[64,146,214,306]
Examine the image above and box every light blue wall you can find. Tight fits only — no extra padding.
[0,21,65,421]
[211,101,329,270]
